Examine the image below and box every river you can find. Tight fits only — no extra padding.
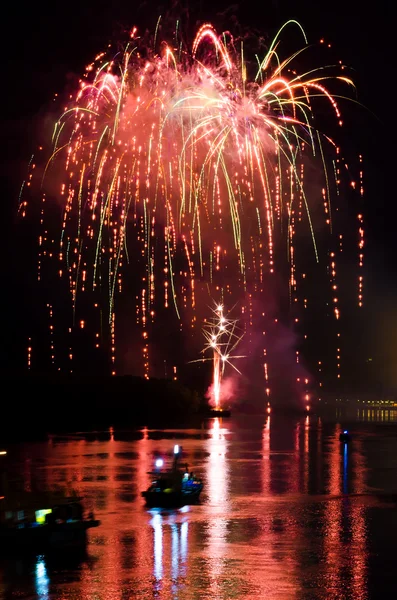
[1,410,397,599]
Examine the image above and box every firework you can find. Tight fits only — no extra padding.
[20,18,362,402]
[192,302,245,408]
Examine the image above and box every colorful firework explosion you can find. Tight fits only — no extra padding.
[20,18,364,404]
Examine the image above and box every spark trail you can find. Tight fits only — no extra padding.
[191,302,245,408]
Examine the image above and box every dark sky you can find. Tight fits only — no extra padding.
[1,0,395,387]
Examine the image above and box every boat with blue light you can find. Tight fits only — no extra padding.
[141,445,203,508]
[339,429,351,442]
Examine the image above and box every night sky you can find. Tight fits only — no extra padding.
[1,0,395,392]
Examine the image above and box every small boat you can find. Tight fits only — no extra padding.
[0,490,100,553]
[207,408,231,418]
[141,445,203,508]
[339,429,351,442]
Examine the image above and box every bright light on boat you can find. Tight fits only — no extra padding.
[174,444,179,454]
[155,458,164,468]
[0,451,6,456]
[343,430,348,434]
[35,508,52,524]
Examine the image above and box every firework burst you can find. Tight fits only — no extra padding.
[191,302,245,408]
[20,17,363,402]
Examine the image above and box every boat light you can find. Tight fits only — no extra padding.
[35,508,52,524]
[155,458,164,468]
[174,444,179,454]
[0,451,7,456]
[343,430,348,434]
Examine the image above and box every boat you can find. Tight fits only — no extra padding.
[0,489,100,553]
[141,445,203,508]
[207,408,231,418]
[339,429,351,442]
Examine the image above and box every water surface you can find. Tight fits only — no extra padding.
[1,412,397,599]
